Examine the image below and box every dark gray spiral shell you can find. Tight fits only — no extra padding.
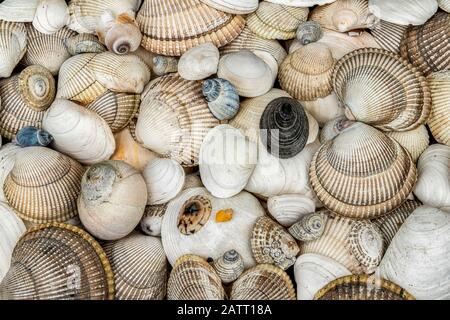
[260,97,309,159]
[202,78,240,121]
[296,21,323,45]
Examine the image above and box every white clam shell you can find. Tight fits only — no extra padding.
[161,187,265,268]
[200,0,259,14]
[43,98,116,165]
[413,144,450,210]
[178,43,219,81]
[299,93,345,127]
[199,124,257,199]
[143,158,186,205]
[267,194,316,227]
[0,0,39,22]
[294,253,351,300]
[379,206,450,300]
[33,0,70,34]
[266,0,336,5]
[369,0,438,26]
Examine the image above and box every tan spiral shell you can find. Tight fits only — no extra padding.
[135,74,219,167]
[333,48,431,132]
[102,232,167,300]
[247,1,309,40]
[4,147,84,223]
[315,274,415,300]
[0,65,56,140]
[310,122,417,219]
[137,0,246,56]
[230,264,296,300]
[167,254,225,300]
[427,71,450,146]
[279,43,335,101]
[301,212,384,274]
[211,250,245,284]
[0,222,115,300]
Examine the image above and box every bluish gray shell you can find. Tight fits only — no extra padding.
[296,21,323,45]
[14,126,54,147]
[202,78,240,121]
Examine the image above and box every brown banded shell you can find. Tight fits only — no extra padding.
[0,223,115,300]
[86,90,140,133]
[310,122,417,219]
[373,200,421,247]
[385,125,430,162]
[370,20,408,54]
[230,264,296,300]
[64,33,106,55]
[0,21,27,79]
[260,97,310,159]
[314,274,415,300]
[102,233,167,300]
[22,24,76,75]
[137,0,246,56]
[333,48,431,132]
[427,71,450,146]
[135,74,219,167]
[279,43,335,101]
[301,212,384,274]
[200,0,259,14]
[177,195,212,236]
[0,65,56,140]
[211,250,245,284]
[296,21,323,45]
[251,216,300,270]
[4,147,84,223]
[246,1,309,40]
[400,12,450,77]
[310,0,375,33]
[167,254,225,300]
[288,211,328,242]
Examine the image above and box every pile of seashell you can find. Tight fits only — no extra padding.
[0,0,449,301]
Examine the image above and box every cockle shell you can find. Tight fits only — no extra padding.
[368,0,438,26]
[247,1,309,40]
[33,0,70,35]
[22,24,76,75]
[266,0,336,5]
[0,0,39,23]
[230,264,296,300]
[143,158,186,205]
[300,212,385,274]
[373,200,421,247]
[289,211,328,242]
[333,48,431,132]
[200,0,259,14]
[13,126,53,147]
[78,160,147,240]
[0,65,55,140]
[167,254,225,300]
[152,55,178,76]
[4,147,84,223]
[137,0,245,57]
[279,43,335,101]
[102,233,167,300]
[43,99,115,165]
[439,0,450,12]
[218,50,275,98]
[0,21,27,79]
[294,253,351,300]
[0,223,115,300]
[161,187,265,268]
[315,274,415,300]
[379,206,450,300]
[211,250,244,284]
[400,12,450,77]
[370,20,408,54]
[65,33,106,55]
[202,78,240,121]
[178,43,220,81]
[385,125,430,162]
[260,97,311,159]
[296,21,323,45]
[320,116,356,142]
[427,71,450,146]
[135,74,219,167]
[199,125,257,199]
[86,90,139,133]
[140,204,167,237]
[0,145,21,203]
[413,144,450,209]
[267,194,316,227]
[251,216,300,270]
[0,203,26,282]
[299,93,344,127]
[310,123,417,219]
[310,0,376,33]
